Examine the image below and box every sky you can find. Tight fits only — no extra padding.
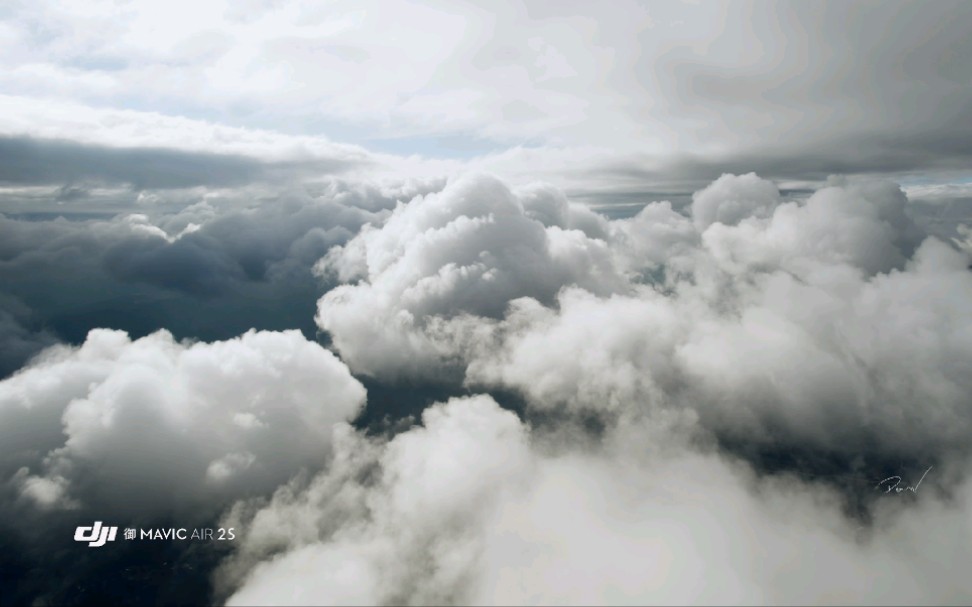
[2,1,972,605]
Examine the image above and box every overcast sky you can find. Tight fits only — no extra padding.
[3,2,972,606]
[2,0,972,205]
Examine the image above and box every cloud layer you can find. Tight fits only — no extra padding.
[2,170,971,605]
[314,172,972,471]
[4,2,972,202]
[0,177,446,377]
[206,172,972,604]
[3,2,971,603]
[220,395,972,606]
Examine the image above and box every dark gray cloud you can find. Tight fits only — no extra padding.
[0,178,444,378]
[0,135,361,189]
[0,209,328,356]
[0,296,58,378]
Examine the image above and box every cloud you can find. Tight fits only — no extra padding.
[0,94,373,165]
[316,172,972,474]
[0,177,446,373]
[0,295,58,378]
[0,324,368,606]
[5,1,972,201]
[315,173,623,379]
[4,2,972,209]
[690,172,782,231]
[3,170,971,605]
[217,170,967,603]
[2,0,971,602]
[219,394,972,605]
[0,328,365,521]
[699,177,922,276]
[0,135,331,190]
[902,182,972,242]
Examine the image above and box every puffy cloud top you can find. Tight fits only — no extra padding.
[0,328,365,520]
[315,173,624,378]
[312,172,972,471]
[691,172,781,231]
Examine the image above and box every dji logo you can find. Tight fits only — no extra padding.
[74,521,118,547]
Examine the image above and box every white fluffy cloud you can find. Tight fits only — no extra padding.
[690,172,782,231]
[218,394,532,605]
[315,173,624,378]
[0,328,365,520]
[4,170,972,606]
[701,178,921,277]
[212,172,972,604]
[317,172,972,467]
[219,394,972,606]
